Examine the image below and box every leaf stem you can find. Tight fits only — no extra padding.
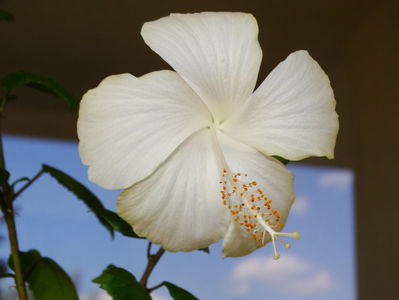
[139,242,165,290]
[12,169,44,201]
[148,281,165,293]
[0,119,28,300]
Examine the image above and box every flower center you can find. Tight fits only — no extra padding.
[209,125,299,259]
[219,169,299,259]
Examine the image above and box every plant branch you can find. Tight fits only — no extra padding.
[3,213,28,300]
[12,169,44,201]
[0,118,28,300]
[146,241,152,259]
[140,242,165,290]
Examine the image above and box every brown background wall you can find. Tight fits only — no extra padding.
[0,1,398,299]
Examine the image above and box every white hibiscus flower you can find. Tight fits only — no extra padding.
[77,12,339,258]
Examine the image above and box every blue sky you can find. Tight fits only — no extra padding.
[0,135,355,300]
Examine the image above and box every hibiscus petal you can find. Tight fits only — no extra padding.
[117,129,229,252]
[78,70,211,189]
[223,50,339,161]
[141,12,262,121]
[223,221,262,257]
[218,133,295,257]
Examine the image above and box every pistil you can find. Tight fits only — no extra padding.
[210,125,299,259]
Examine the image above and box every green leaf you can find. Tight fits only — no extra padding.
[272,155,290,165]
[1,71,78,110]
[197,247,209,254]
[0,167,10,185]
[28,258,78,300]
[163,281,199,300]
[42,164,142,239]
[8,250,79,300]
[7,249,41,275]
[0,273,15,279]
[42,164,114,237]
[93,265,151,300]
[101,209,143,239]
[0,9,15,22]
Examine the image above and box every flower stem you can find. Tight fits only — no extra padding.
[0,118,28,300]
[139,242,165,290]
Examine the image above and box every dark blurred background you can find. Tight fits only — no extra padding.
[0,1,398,299]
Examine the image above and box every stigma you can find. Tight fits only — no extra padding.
[220,169,299,260]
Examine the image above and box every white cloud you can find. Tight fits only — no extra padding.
[290,195,310,216]
[288,270,336,295]
[79,290,171,300]
[232,254,309,281]
[318,169,353,190]
[151,292,170,300]
[230,254,336,297]
[79,291,112,300]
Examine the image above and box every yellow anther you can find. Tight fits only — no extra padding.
[219,168,299,259]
